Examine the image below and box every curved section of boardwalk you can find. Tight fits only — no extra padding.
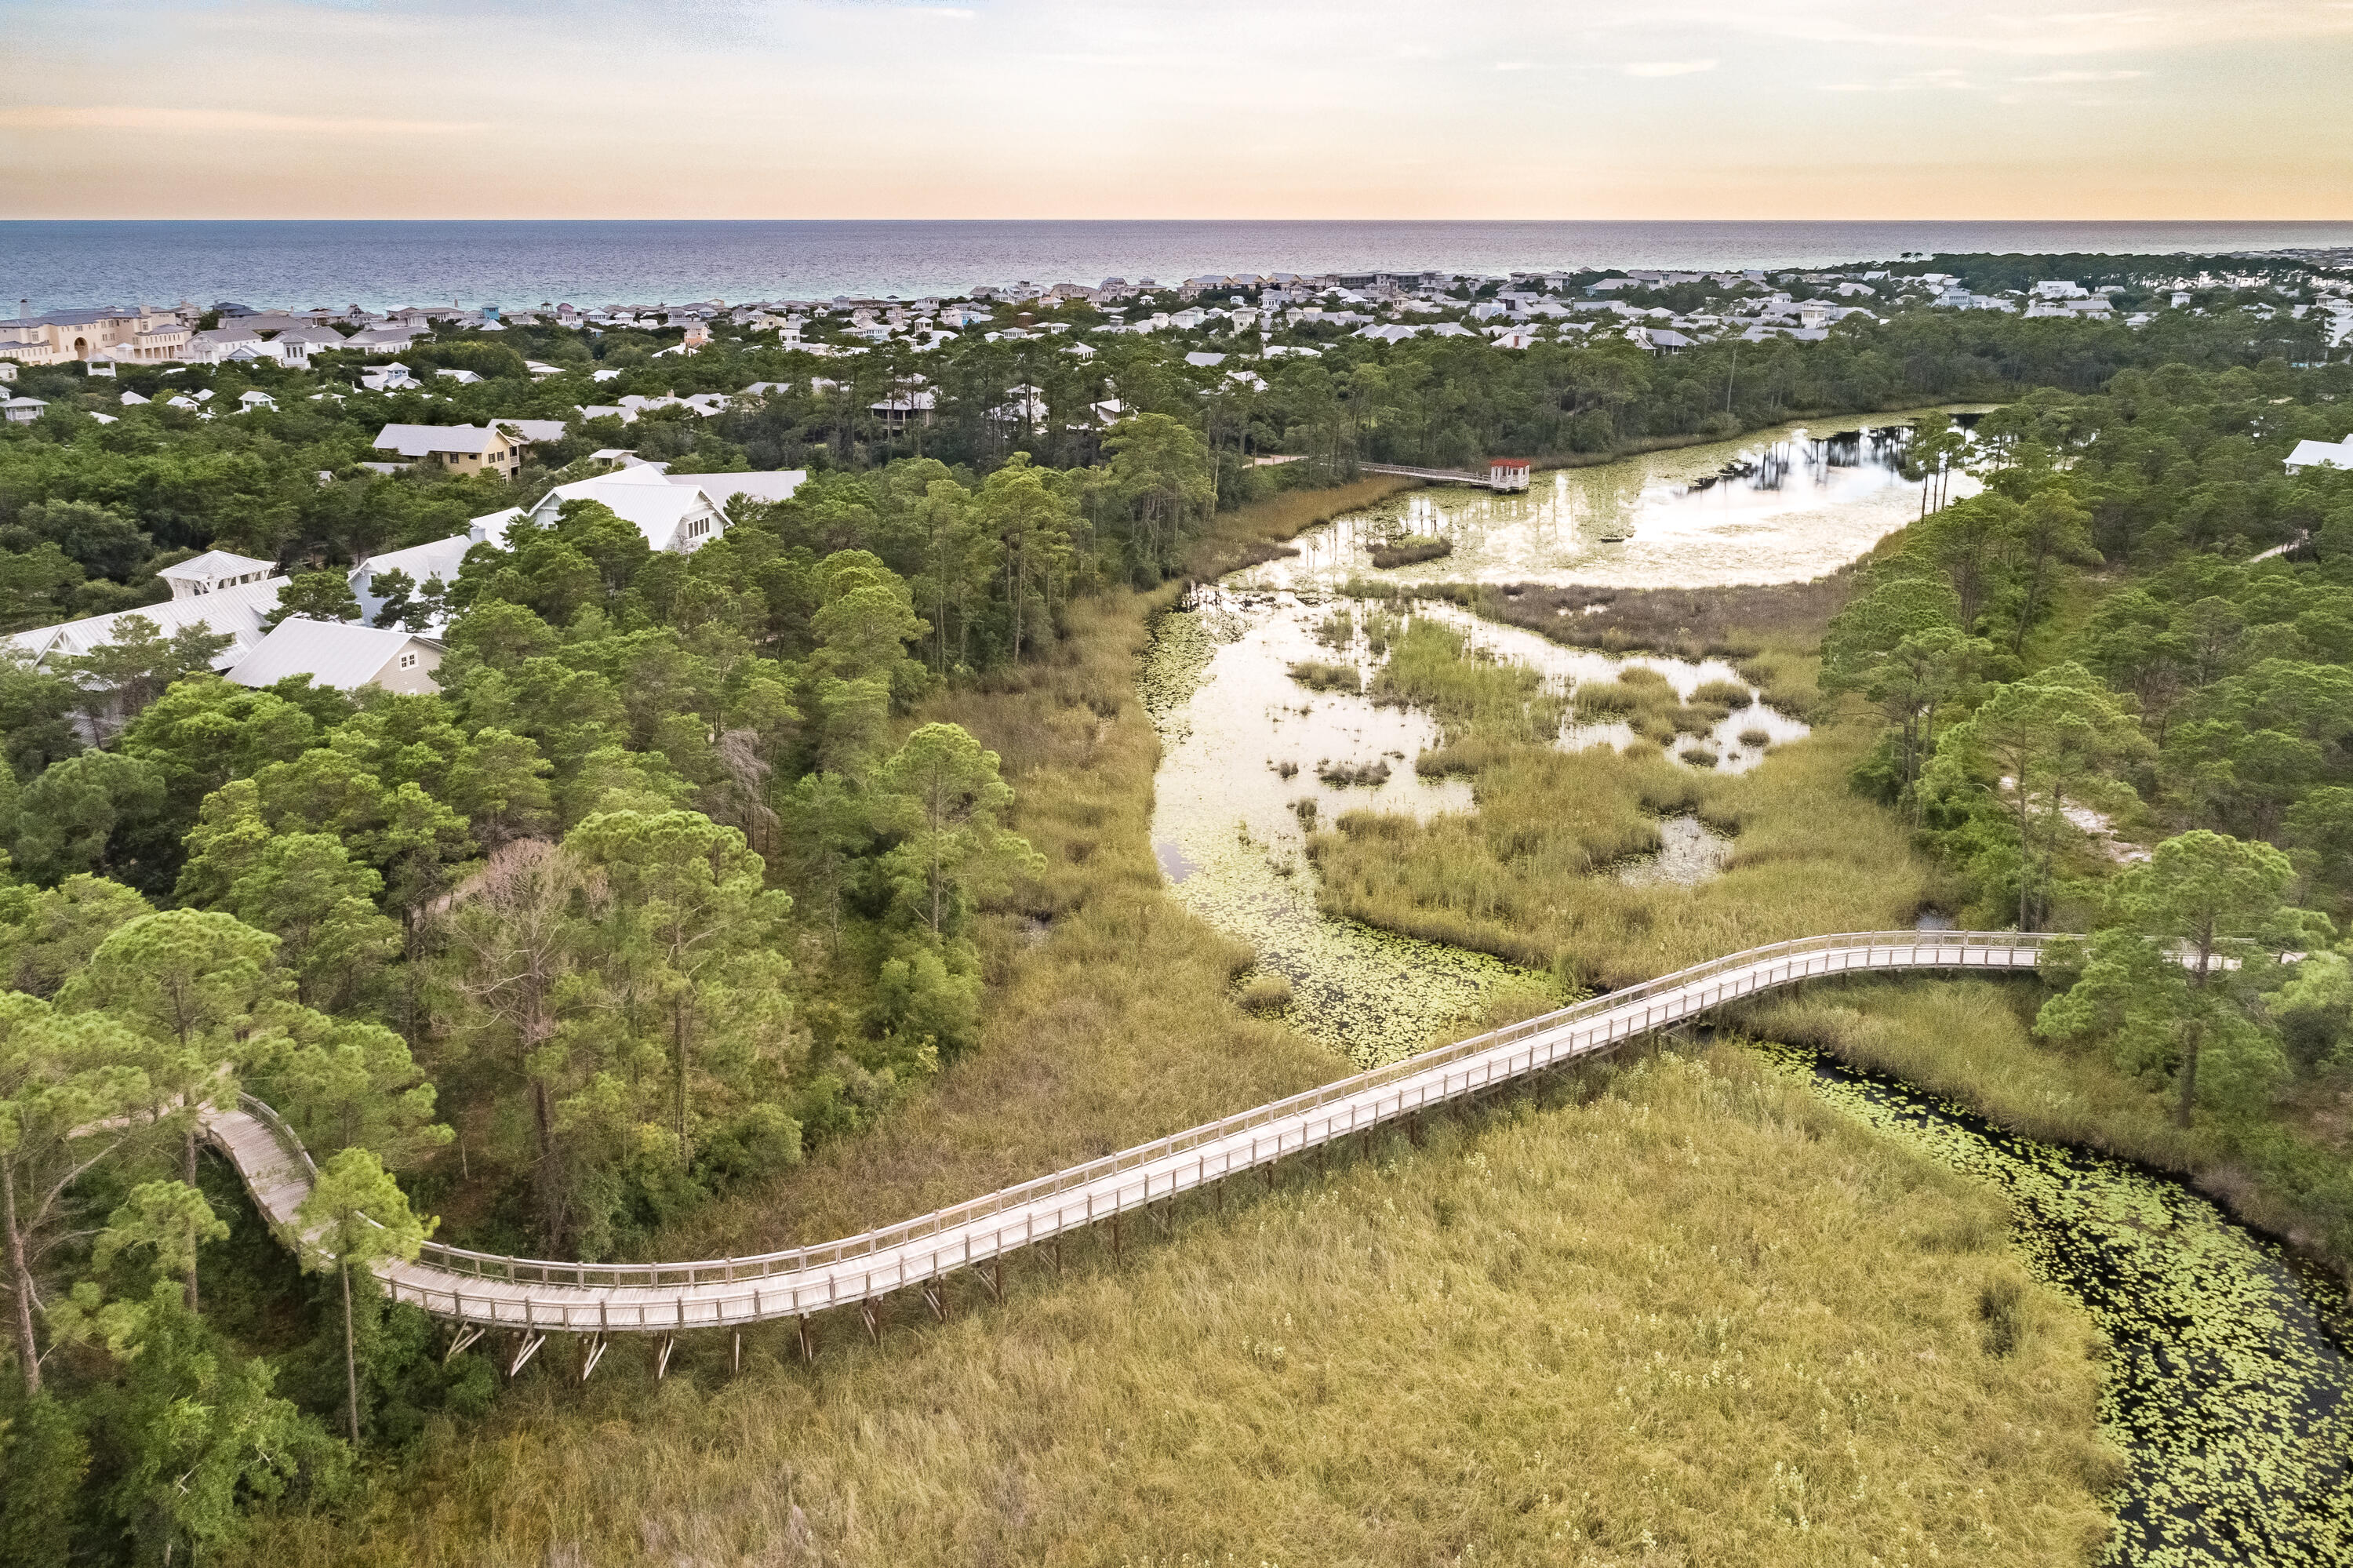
[205,930,2051,1334]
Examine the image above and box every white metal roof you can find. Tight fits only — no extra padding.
[679,470,806,508]
[356,532,475,588]
[524,464,711,548]
[161,548,277,584]
[224,619,439,692]
[2285,437,2352,471]
[2,576,286,668]
[374,422,511,457]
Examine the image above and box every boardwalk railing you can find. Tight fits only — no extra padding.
[1358,461,1490,486]
[204,930,2054,1335]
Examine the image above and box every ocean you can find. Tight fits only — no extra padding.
[6,219,2353,315]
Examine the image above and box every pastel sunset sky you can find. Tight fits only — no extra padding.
[3,0,2349,218]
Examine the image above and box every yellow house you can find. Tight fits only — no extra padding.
[372,422,529,478]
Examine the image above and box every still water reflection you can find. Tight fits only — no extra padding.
[1243,411,1987,591]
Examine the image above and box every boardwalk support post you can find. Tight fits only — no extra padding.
[1111,1210,1122,1262]
[980,1258,1004,1304]
[507,1331,547,1378]
[445,1322,486,1365]
[654,1334,676,1381]
[798,1315,816,1364]
[579,1334,608,1382]
[921,1280,947,1322]
[733,1331,742,1376]
[860,1299,879,1344]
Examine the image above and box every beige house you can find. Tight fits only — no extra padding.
[0,305,192,365]
[373,422,530,478]
[224,619,445,695]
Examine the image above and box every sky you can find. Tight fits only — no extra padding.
[2,0,2350,219]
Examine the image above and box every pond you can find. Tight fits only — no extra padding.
[1143,586,1795,1062]
[1239,410,1988,592]
[1759,1041,2353,1566]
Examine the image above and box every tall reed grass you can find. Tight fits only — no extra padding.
[1313,717,1938,990]
[234,1049,2116,1568]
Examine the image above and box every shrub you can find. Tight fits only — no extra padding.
[1238,972,1293,1015]
[1573,681,1638,717]
[1289,660,1361,693]
[1367,537,1453,569]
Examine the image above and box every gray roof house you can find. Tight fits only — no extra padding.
[225,620,444,694]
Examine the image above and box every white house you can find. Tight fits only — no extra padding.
[503,463,806,554]
[225,620,444,695]
[361,362,419,392]
[160,550,278,598]
[2,575,288,671]
[348,532,485,628]
[2,396,46,424]
[2284,436,2353,475]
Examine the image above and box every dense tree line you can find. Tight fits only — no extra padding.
[1822,359,2353,1248]
[5,292,2337,635]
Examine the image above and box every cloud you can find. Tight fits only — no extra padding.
[1622,59,1718,76]
[0,105,489,135]
[1820,67,1975,93]
[2013,68,2146,82]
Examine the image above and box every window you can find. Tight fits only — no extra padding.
[398,652,418,670]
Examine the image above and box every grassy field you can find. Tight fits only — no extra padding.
[238,1047,2118,1568]
[1311,708,1942,991]
[231,478,2122,1563]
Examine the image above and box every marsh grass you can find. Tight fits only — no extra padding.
[1740,978,2217,1189]
[235,1049,2117,1568]
[1374,617,1566,742]
[1471,574,1860,660]
[1287,659,1362,693]
[1366,535,1453,569]
[1311,717,1940,989]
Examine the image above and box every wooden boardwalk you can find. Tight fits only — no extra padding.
[1358,461,1497,487]
[205,931,2052,1345]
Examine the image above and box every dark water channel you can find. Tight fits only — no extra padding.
[1755,1040,2353,1566]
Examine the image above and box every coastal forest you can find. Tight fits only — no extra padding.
[2,271,2351,1565]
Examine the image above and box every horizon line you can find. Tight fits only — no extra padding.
[7,215,2353,226]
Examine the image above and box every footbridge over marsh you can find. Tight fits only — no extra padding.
[204,931,2054,1369]
[1358,460,1519,489]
